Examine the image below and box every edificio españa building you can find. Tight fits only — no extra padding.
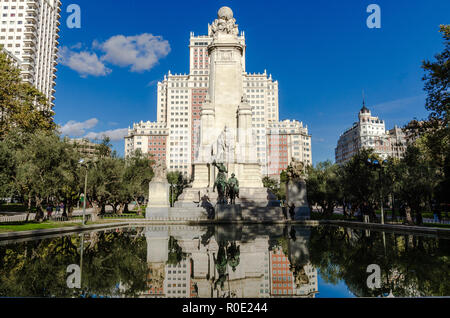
[0,0,61,109]
[125,7,312,179]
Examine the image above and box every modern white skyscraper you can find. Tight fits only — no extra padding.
[0,0,61,108]
[126,7,312,178]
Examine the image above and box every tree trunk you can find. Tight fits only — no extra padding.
[405,206,414,225]
[415,210,423,226]
[34,197,44,222]
[133,197,141,215]
[68,205,74,218]
[26,197,32,222]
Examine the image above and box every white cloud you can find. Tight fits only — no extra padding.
[97,33,171,72]
[59,118,99,136]
[85,128,128,141]
[58,46,111,77]
[371,95,425,113]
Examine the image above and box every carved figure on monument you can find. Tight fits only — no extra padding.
[286,158,305,181]
[210,6,239,37]
[215,126,234,163]
[212,160,228,204]
[216,129,226,162]
[152,161,167,182]
[226,173,240,205]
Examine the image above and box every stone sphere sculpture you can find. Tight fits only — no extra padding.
[218,6,234,20]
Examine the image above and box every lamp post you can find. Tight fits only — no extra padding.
[366,158,388,225]
[79,159,88,226]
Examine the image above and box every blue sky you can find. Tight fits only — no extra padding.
[316,275,355,298]
[55,0,450,164]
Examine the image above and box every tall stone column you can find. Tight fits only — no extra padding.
[237,97,253,163]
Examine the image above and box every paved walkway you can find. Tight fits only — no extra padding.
[314,206,450,225]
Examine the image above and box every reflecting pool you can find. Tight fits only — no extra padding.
[0,225,449,298]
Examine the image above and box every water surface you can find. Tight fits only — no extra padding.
[0,225,448,298]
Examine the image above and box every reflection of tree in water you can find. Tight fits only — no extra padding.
[200,226,215,248]
[0,228,149,297]
[308,226,450,297]
[167,236,186,266]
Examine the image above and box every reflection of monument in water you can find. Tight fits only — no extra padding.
[143,225,318,298]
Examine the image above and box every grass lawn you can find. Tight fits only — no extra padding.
[0,221,83,233]
[422,223,450,229]
[0,219,127,233]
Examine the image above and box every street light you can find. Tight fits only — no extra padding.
[366,158,388,224]
[79,159,88,226]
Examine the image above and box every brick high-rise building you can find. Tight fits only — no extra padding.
[0,0,61,109]
[267,120,312,178]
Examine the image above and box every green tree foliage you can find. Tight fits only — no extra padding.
[1,130,82,220]
[166,171,188,206]
[422,25,450,132]
[0,50,55,138]
[0,229,148,297]
[123,150,154,214]
[308,226,450,297]
[395,145,439,225]
[306,161,343,216]
[84,146,154,218]
[340,149,380,214]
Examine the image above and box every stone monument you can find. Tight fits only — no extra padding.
[146,161,170,218]
[177,7,275,209]
[286,158,311,220]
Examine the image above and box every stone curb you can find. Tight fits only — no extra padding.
[320,220,450,237]
[0,222,130,241]
[1,219,448,241]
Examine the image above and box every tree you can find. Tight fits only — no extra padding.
[2,130,76,220]
[85,156,125,219]
[123,150,154,214]
[395,145,439,225]
[166,171,188,207]
[340,149,380,217]
[0,50,55,138]
[306,161,343,217]
[422,25,450,134]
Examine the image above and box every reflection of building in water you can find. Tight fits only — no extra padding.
[293,263,318,297]
[270,247,318,297]
[165,260,190,297]
[270,247,294,296]
[144,225,318,298]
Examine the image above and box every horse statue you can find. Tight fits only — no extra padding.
[226,173,239,205]
[212,160,228,204]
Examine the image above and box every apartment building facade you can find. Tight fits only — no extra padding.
[0,0,61,108]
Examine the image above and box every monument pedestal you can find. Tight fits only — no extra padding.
[146,180,170,219]
[216,204,242,221]
[287,180,311,220]
[176,187,277,209]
